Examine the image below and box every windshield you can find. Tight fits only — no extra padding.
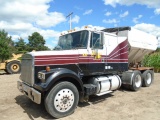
[55,30,89,50]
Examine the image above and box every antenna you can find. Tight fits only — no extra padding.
[66,12,73,30]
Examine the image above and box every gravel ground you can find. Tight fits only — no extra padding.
[0,71,160,120]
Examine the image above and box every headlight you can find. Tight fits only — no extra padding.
[38,72,45,80]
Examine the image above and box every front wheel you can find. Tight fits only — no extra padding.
[45,82,79,118]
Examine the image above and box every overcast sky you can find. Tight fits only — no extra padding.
[0,0,160,49]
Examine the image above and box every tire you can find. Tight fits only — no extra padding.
[142,70,153,87]
[45,81,79,118]
[130,70,142,91]
[6,61,21,74]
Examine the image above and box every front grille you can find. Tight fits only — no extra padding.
[20,54,34,86]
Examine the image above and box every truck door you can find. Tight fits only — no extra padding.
[87,32,106,74]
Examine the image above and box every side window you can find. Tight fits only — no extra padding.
[90,32,103,49]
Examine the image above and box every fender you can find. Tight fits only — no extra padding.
[121,71,134,85]
[34,68,84,92]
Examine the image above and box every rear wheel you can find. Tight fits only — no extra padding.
[142,70,153,87]
[45,81,79,118]
[130,70,142,91]
[6,61,21,74]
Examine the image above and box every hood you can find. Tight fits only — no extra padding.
[29,50,79,57]
[28,50,79,66]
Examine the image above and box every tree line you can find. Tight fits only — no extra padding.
[0,29,50,62]
[142,48,160,72]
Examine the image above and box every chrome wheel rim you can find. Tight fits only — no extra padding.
[54,89,74,112]
[135,74,141,87]
[146,73,152,84]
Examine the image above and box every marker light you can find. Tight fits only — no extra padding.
[84,26,88,29]
[46,66,50,72]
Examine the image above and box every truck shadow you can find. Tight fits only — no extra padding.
[119,86,135,92]
[15,95,53,120]
[78,94,114,107]
[15,94,114,120]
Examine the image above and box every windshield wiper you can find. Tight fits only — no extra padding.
[72,44,86,49]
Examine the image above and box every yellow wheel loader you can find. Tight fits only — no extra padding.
[0,54,22,74]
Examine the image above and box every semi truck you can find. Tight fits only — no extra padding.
[17,26,158,118]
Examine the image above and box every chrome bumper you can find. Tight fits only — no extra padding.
[17,81,41,104]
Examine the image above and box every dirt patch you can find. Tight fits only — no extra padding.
[0,73,160,120]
